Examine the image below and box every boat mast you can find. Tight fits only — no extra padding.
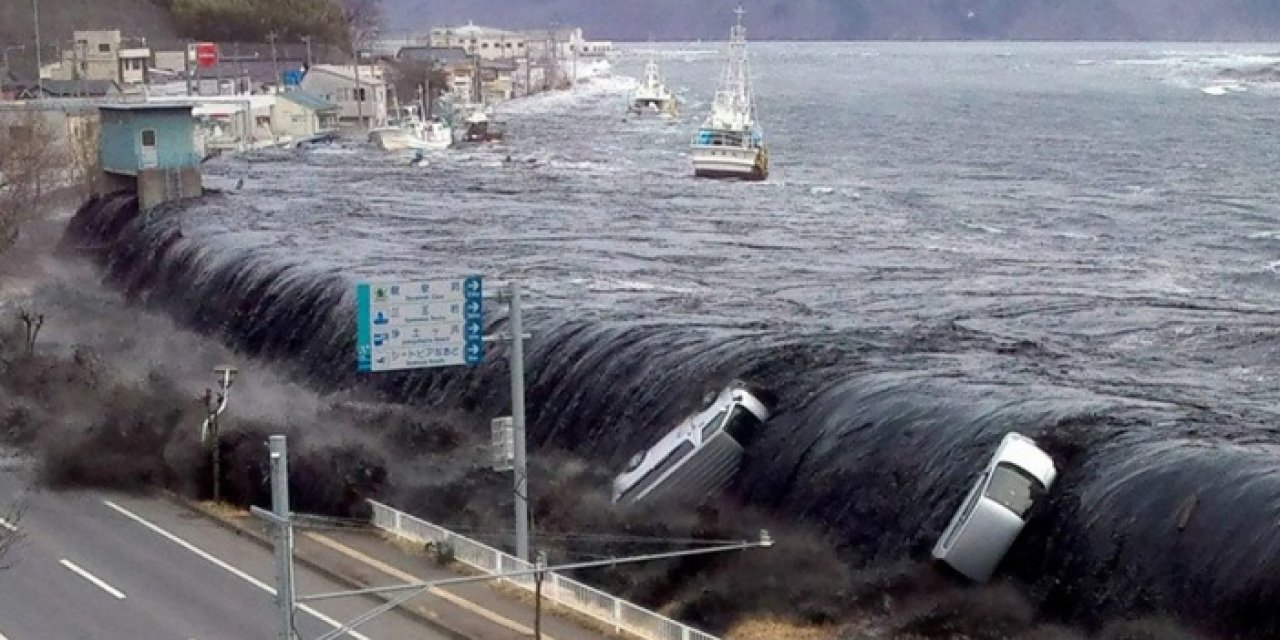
[717,5,753,126]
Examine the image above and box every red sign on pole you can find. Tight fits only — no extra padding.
[195,43,218,68]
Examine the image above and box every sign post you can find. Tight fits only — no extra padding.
[355,275,532,562]
[356,277,484,372]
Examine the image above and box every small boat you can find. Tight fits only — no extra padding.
[369,106,453,151]
[689,6,768,181]
[460,108,505,143]
[629,58,678,117]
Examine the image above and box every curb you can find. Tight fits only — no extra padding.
[160,492,474,640]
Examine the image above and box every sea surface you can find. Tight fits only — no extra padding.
[74,42,1280,634]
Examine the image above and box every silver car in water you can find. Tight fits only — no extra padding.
[932,432,1058,582]
[612,382,771,507]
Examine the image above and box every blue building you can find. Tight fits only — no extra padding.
[99,103,203,210]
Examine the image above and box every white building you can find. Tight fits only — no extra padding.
[299,65,388,128]
[430,23,527,61]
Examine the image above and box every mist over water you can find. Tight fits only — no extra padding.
[65,43,1280,635]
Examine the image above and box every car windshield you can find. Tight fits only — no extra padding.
[700,409,728,442]
[721,404,765,443]
[984,462,1045,519]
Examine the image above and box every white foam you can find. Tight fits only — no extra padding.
[496,74,636,117]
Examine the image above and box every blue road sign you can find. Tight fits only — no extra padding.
[356,276,484,372]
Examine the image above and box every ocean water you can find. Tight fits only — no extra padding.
[71,42,1280,634]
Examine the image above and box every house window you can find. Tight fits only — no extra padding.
[357,88,367,102]
[98,43,111,53]
[141,129,156,147]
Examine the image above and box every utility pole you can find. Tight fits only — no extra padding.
[269,435,297,640]
[354,51,364,128]
[184,41,192,96]
[201,365,237,503]
[31,0,42,98]
[267,31,280,93]
[508,281,530,562]
[301,36,313,68]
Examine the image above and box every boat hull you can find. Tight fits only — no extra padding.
[630,97,678,117]
[369,129,414,151]
[370,127,452,151]
[690,145,768,181]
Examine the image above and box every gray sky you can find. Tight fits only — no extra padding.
[383,0,1280,40]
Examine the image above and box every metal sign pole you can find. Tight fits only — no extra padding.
[509,281,530,563]
[270,435,297,640]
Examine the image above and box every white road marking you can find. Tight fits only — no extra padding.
[0,518,16,532]
[103,500,370,640]
[60,559,127,600]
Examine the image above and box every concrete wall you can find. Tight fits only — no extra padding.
[136,167,202,211]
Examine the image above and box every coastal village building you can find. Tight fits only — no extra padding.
[42,30,152,86]
[429,24,527,61]
[271,90,340,140]
[299,64,388,128]
[8,79,122,100]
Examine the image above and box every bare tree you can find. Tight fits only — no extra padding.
[339,0,384,53]
[64,117,103,201]
[0,106,65,258]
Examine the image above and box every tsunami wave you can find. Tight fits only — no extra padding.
[62,192,1280,636]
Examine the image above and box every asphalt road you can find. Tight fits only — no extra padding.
[0,471,454,640]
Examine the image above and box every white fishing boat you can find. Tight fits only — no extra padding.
[690,6,768,181]
[629,58,678,117]
[369,106,453,151]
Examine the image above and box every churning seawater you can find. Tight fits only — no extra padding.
[70,42,1280,635]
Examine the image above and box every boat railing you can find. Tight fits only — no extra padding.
[692,129,762,149]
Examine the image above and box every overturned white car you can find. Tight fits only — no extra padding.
[932,432,1058,582]
[612,383,772,507]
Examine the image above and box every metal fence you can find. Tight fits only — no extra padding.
[368,500,718,640]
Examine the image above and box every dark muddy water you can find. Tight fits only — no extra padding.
[67,42,1280,635]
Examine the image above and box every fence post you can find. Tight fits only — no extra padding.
[614,599,622,633]
[683,627,691,640]
[393,509,402,534]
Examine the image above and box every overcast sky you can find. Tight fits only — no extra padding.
[383,0,1280,41]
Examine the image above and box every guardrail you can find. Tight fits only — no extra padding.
[368,500,718,640]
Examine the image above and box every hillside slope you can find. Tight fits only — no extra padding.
[0,0,177,45]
